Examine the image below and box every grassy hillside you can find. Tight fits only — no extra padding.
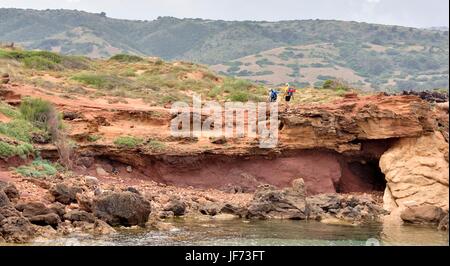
[0,47,268,105]
[212,42,449,91]
[0,8,448,91]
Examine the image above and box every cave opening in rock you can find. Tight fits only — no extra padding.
[336,140,393,194]
[338,158,386,193]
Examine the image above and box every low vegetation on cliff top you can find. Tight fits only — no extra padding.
[0,97,63,159]
[1,47,362,107]
[1,47,270,105]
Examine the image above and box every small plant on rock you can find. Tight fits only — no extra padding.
[114,136,143,148]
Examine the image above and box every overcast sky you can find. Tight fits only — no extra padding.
[0,0,448,28]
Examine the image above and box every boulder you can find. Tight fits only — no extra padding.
[220,204,246,218]
[400,205,445,224]
[438,213,448,231]
[49,202,66,219]
[76,193,93,212]
[158,211,174,219]
[199,202,222,216]
[0,205,21,218]
[92,191,151,226]
[96,167,108,176]
[308,194,384,223]
[17,202,52,218]
[0,191,10,207]
[125,187,141,195]
[163,198,186,216]
[246,179,308,220]
[50,183,83,205]
[64,210,95,223]
[0,181,19,201]
[210,136,227,145]
[28,213,61,228]
[84,176,99,188]
[93,219,116,235]
[0,216,36,243]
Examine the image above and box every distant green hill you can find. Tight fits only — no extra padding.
[0,8,448,91]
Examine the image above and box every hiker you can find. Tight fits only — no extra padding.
[283,83,296,102]
[268,88,280,103]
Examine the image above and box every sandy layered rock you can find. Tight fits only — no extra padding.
[280,95,434,150]
[380,132,449,220]
[400,205,445,224]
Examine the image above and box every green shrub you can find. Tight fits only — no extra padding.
[15,159,58,178]
[208,86,222,98]
[146,140,166,152]
[255,58,275,67]
[0,141,17,158]
[121,68,136,77]
[0,50,75,70]
[0,141,34,159]
[87,135,102,142]
[23,56,60,70]
[228,91,250,102]
[321,79,352,91]
[322,80,334,89]
[0,102,20,118]
[114,136,143,148]
[71,73,128,90]
[0,119,35,142]
[110,54,143,63]
[19,97,60,131]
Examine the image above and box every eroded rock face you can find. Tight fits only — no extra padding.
[92,191,151,226]
[280,95,434,151]
[380,132,449,216]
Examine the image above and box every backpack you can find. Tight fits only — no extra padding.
[270,90,278,101]
[287,88,296,97]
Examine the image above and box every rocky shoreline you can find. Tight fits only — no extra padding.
[1,172,446,244]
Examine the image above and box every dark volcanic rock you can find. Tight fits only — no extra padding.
[307,193,384,222]
[438,213,448,231]
[28,213,61,228]
[0,205,36,243]
[92,191,151,226]
[163,198,186,216]
[0,216,36,243]
[17,202,52,217]
[246,179,308,220]
[64,210,95,223]
[220,204,247,218]
[0,191,10,207]
[49,202,66,219]
[50,183,83,204]
[199,202,221,216]
[0,181,19,201]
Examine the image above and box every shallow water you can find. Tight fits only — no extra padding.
[30,219,449,246]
